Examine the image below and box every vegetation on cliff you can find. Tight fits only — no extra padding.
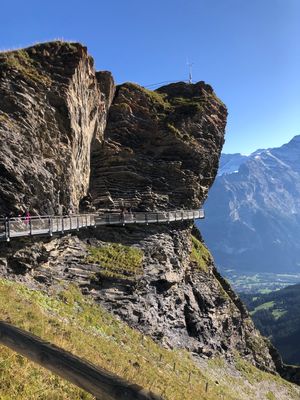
[87,243,144,280]
[0,278,299,400]
[190,235,211,272]
[0,48,51,86]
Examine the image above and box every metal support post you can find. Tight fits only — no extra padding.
[29,218,32,236]
[5,218,10,242]
[49,217,53,237]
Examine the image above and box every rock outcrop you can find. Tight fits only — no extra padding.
[0,41,289,385]
[0,42,113,216]
[90,81,226,210]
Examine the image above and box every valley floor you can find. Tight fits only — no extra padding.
[222,269,300,294]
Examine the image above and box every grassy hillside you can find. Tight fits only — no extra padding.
[241,284,300,365]
[0,278,299,400]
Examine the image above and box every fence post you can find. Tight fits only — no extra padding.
[61,217,64,234]
[77,216,80,231]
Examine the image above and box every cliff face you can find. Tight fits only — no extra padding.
[0,41,285,385]
[0,42,111,216]
[90,81,226,210]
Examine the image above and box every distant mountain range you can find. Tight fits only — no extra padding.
[198,135,300,274]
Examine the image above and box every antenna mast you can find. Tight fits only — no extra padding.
[187,59,193,84]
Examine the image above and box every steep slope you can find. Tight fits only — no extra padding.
[199,135,300,274]
[1,279,299,400]
[0,229,277,372]
[0,42,114,216]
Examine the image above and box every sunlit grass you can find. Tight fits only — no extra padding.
[0,279,225,400]
[0,278,299,399]
[87,243,144,280]
[190,235,211,272]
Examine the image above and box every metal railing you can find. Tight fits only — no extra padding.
[0,209,204,241]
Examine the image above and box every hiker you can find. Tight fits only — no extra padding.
[24,210,31,224]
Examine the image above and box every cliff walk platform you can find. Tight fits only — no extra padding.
[0,209,204,241]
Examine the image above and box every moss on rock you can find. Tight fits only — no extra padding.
[190,235,212,272]
[0,49,51,86]
[87,243,144,280]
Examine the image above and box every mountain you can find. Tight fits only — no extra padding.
[0,41,300,398]
[199,136,300,274]
[218,152,248,176]
[242,284,300,365]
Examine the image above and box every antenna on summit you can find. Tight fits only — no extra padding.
[186,59,194,84]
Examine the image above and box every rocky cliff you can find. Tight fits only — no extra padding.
[0,42,112,216]
[90,81,226,210]
[0,41,291,392]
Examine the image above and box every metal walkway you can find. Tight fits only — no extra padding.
[0,209,204,241]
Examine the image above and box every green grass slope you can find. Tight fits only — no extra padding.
[0,278,299,399]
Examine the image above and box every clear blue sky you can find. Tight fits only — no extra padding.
[1,0,299,154]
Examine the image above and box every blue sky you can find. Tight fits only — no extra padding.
[1,0,299,154]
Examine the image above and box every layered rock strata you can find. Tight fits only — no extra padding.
[0,42,113,216]
[90,81,227,210]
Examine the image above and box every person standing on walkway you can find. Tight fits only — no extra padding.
[24,210,31,224]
